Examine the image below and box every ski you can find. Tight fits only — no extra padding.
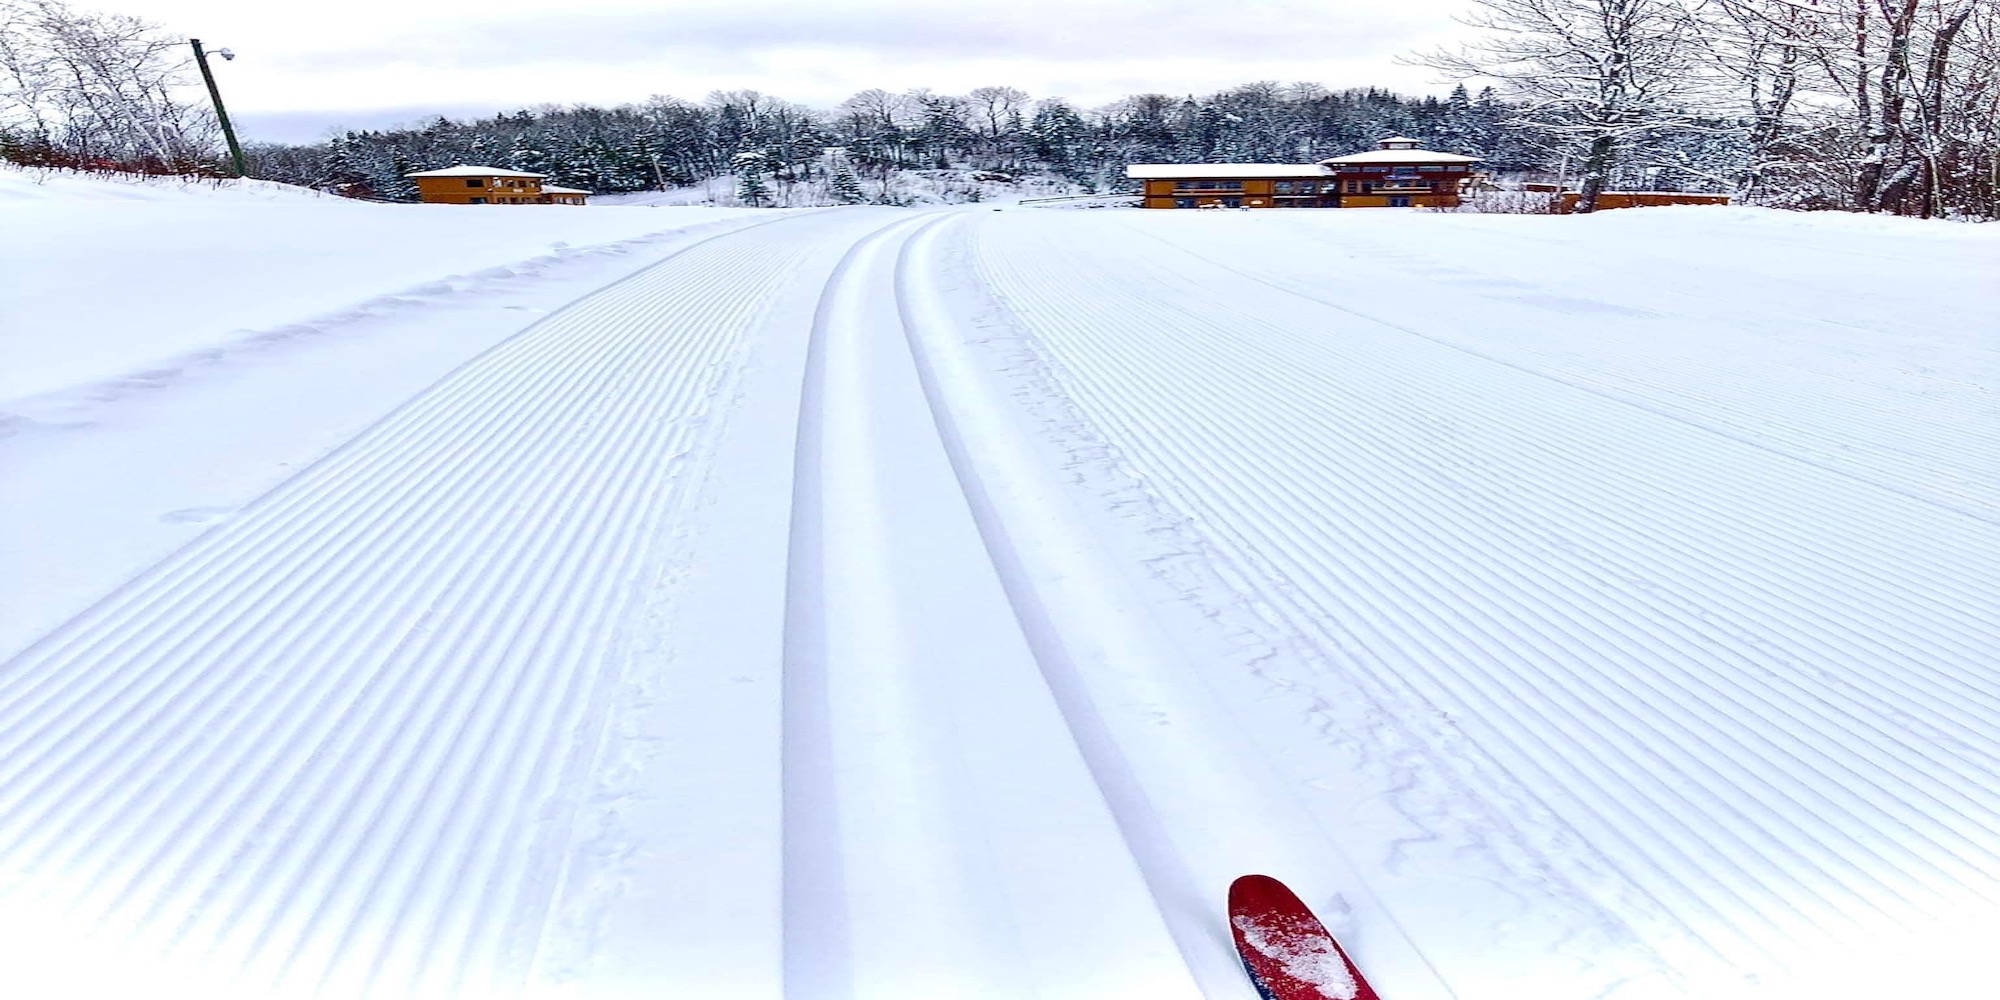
[1228,874,1382,1000]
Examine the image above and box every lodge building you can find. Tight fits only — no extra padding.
[1130,137,1480,209]
[405,164,590,205]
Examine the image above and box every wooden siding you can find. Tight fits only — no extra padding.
[1142,175,1340,209]
[1557,191,1730,212]
[412,174,584,205]
[1140,163,1471,208]
[1328,164,1468,208]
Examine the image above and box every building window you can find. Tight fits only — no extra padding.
[465,178,485,188]
[1175,198,1196,208]
[1344,181,1360,193]
[1417,166,1445,172]
[469,197,486,204]
[1389,196,1411,207]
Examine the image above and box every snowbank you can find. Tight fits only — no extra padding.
[0,166,768,403]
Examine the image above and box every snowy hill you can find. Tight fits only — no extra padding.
[2,166,771,659]
[0,166,766,402]
[3,188,1997,999]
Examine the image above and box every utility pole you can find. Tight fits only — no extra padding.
[190,38,247,178]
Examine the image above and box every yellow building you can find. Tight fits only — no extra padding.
[404,164,590,205]
[1128,137,1481,209]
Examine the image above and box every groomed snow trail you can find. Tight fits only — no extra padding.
[0,209,888,998]
[965,208,2000,997]
[778,214,1206,998]
[5,204,1996,999]
[770,217,1455,1000]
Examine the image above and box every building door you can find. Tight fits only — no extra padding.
[1389,196,1411,207]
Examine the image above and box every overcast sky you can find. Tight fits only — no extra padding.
[129,0,1479,144]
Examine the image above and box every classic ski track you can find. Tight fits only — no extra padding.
[778,213,928,997]
[887,222,1219,988]
[7,204,1992,997]
[966,213,2000,980]
[0,212,847,997]
[891,222,1460,999]
[782,213,1219,998]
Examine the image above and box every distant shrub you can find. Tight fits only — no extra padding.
[1453,190,1564,214]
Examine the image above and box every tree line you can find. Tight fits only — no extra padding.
[0,0,218,171]
[3,0,1994,217]
[1420,0,1999,216]
[242,84,1557,206]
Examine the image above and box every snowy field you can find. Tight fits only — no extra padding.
[2,172,1997,999]
[1,167,769,658]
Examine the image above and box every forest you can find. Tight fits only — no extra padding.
[3,0,1995,217]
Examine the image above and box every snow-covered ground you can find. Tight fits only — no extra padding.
[594,167,1086,209]
[2,174,1996,1000]
[1,166,772,658]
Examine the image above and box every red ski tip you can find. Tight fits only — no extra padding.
[1228,874,1382,1000]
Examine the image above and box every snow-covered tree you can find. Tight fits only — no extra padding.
[0,0,217,170]
[1028,99,1088,177]
[829,158,865,204]
[733,150,770,206]
[384,151,419,201]
[316,133,370,196]
[1417,0,1710,211]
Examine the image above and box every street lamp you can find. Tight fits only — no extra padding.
[189,38,247,178]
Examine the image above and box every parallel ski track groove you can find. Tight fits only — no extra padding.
[1120,231,2000,717]
[1221,221,2000,523]
[0,218,823,997]
[968,216,2000,971]
[777,212,934,997]
[886,218,1217,982]
[1072,258,2000,900]
[782,211,1225,995]
[975,231,1776,947]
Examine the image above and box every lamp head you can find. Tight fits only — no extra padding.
[215,48,235,60]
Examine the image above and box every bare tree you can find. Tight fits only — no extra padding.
[1752,0,1995,215]
[1693,0,1836,203]
[966,86,1027,141]
[0,0,215,169]
[1415,0,1709,211]
[836,87,912,167]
